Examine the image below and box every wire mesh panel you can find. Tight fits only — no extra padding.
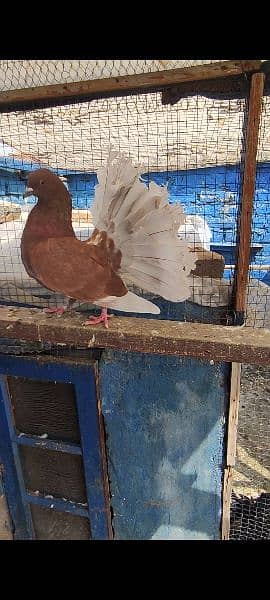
[230,364,270,540]
[0,60,269,542]
[0,91,247,321]
[0,60,222,92]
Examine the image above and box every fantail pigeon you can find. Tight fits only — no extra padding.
[21,150,196,327]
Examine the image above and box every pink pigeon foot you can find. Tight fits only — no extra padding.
[43,307,67,317]
[84,308,113,329]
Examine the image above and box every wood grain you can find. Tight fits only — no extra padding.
[226,363,242,466]
[0,61,262,110]
[234,72,266,315]
[0,306,269,365]
[221,362,242,540]
[0,492,13,540]
[221,466,233,540]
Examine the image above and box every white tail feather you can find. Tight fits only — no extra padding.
[95,291,160,314]
[91,149,197,304]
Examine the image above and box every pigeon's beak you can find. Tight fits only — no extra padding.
[23,187,34,198]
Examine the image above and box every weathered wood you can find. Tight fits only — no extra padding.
[94,362,113,540]
[0,490,13,540]
[221,466,233,540]
[234,72,266,319]
[227,363,242,466]
[221,362,242,539]
[0,307,269,365]
[192,248,225,278]
[0,61,262,111]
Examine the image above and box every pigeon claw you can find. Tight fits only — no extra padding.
[84,308,113,329]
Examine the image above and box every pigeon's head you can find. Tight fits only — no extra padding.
[24,168,68,201]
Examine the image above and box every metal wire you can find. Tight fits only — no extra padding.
[230,364,270,540]
[0,60,222,91]
[0,90,247,321]
[0,60,268,541]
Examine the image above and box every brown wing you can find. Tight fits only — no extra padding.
[27,236,127,302]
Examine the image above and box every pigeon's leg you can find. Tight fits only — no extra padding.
[43,297,75,317]
[84,308,113,329]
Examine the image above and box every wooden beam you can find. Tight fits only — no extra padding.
[221,362,242,539]
[234,72,266,323]
[0,61,262,111]
[221,466,233,540]
[227,363,242,467]
[0,491,13,540]
[0,307,269,365]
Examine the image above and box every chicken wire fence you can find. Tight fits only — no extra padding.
[0,60,223,92]
[230,364,270,540]
[0,90,249,325]
[0,61,269,541]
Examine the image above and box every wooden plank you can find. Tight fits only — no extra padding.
[221,466,233,540]
[221,362,242,540]
[24,492,89,518]
[0,483,13,540]
[227,363,242,466]
[0,61,262,111]
[234,72,266,321]
[95,363,114,540]
[0,306,269,364]
[15,434,82,456]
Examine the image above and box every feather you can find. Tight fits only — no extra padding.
[91,149,197,303]
[95,291,160,314]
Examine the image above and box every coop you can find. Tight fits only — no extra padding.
[0,60,269,540]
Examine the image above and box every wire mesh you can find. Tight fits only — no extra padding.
[245,95,270,329]
[230,364,270,540]
[0,60,223,92]
[0,61,268,542]
[0,91,247,322]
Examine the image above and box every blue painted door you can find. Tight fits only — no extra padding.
[100,350,229,540]
[0,355,111,540]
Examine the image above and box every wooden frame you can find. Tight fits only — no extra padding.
[0,354,112,539]
[221,362,242,539]
[0,307,269,365]
[0,60,262,111]
[0,59,268,541]
[233,72,266,323]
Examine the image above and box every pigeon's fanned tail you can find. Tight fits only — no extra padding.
[91,150,197,303]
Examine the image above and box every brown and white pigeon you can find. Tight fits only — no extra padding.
[21,150,196,327]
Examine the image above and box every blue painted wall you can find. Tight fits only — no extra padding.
[100,351,229,540]
[1,160,269,280]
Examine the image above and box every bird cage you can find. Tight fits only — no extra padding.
[0,60,269,541]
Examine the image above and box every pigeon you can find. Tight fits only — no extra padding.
[21,150,197,327]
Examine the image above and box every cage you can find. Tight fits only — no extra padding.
[0,60,269,540]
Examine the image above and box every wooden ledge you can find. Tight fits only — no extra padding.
[0,61,262,111]
[0,306,269,365]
